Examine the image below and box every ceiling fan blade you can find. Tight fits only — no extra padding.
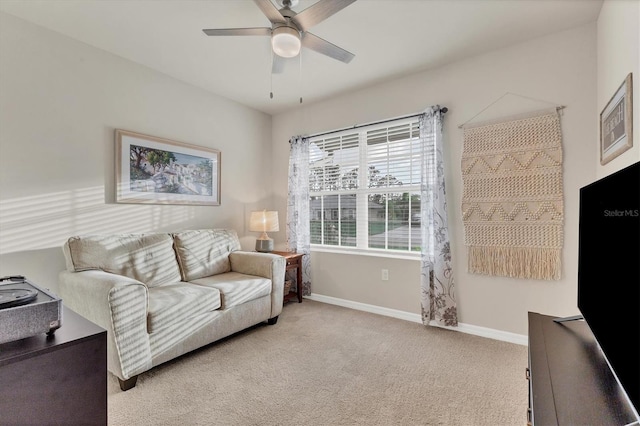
[203,27,272,37]
[292,0,357,32]
[302,32,354,64]
[253,0,286,24]
[272,54,286,74]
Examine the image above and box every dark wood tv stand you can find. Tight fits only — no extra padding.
[527,312,636,425]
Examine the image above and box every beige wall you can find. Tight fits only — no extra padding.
[0,13,274,293]
[272,24,598,336]
[597,0,640,177]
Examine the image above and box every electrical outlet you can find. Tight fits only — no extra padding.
[381,269,389,281]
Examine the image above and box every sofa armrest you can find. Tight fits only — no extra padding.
[229,251,286,318]
[58,270,152,381]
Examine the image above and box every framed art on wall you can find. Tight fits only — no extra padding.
[115,129,221,205]
[600,73,633,165]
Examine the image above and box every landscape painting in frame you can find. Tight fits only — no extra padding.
[116,129,220,205]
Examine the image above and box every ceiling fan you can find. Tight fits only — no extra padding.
[203,0,356,74]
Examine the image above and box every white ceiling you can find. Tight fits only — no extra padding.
[0,0,603,116]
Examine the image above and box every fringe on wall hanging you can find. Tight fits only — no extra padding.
[461,108,564,280]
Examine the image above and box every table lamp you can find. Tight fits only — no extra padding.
[249,210,279,252]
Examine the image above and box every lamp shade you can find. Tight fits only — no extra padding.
[249,210,279,233]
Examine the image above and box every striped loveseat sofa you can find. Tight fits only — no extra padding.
[58,229,285,391]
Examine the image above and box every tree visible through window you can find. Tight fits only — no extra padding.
[309,118,422,253]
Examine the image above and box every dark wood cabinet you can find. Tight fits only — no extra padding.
[527,312,636,426]
[0,306,107,425]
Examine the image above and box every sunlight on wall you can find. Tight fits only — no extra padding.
[0,186,197,255]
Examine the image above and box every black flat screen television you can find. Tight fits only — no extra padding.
[577,160,639,420]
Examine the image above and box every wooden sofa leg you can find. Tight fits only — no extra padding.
[267,316,279,325]
[119,375,138,391]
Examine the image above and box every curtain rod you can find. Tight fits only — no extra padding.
[305,107,448,140]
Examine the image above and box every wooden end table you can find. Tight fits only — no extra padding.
[271,251,304,303]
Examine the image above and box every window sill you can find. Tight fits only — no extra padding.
[310,245,421,261]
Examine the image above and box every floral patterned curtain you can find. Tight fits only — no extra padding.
[286,136,311,295]
[420,107,458,327]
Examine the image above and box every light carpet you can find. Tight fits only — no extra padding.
[108,300,528,425]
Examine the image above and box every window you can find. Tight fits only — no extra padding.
[309,118,422,254]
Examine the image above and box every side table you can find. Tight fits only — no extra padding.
[271,251,304,303]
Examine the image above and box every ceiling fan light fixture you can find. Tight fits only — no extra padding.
[271,26,301,58]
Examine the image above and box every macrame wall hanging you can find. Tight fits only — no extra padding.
[460,99,565,281]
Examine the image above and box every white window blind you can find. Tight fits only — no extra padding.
[309,118,423,253]
[309,133,359,192]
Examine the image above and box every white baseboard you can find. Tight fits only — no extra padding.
[305,293,528,346]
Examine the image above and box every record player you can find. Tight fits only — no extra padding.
[0,276,63,345]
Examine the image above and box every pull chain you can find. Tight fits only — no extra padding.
[270,49,274,99]
[299,49,303,104]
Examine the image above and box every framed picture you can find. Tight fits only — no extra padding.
[600,73,633,165]
[115,129,221,205]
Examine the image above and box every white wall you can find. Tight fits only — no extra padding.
[272,23,598,336]
[597,0,640,177]
[0,13,274,293]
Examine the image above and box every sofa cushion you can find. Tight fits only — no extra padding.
[147,282,221,333]
[190,272,271,309]
[64,233,182,287]
[172,229,242,281]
